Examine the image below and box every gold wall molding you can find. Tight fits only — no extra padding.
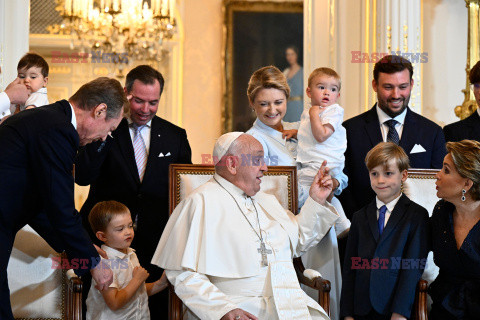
[455,0,480,120]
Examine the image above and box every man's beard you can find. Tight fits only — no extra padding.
[378,96,410,118]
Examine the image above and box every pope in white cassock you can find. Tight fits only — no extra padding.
[151,132,339,320]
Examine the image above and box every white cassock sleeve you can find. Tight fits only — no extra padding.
[0,92,11,119]
[293,196,339,257]
[166,270,238,320]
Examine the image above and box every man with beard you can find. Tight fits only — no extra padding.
[339,55,446,219]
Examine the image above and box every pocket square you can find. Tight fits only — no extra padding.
[158,152,171,157]
[410,144,426,154]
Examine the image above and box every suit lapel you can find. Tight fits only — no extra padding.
[380,194,409,241]
[366,200,380,242]
[143,117,163,183]
[116,119,140,184]
[399,108,416,155]
[466,112,480,140]
[364,104,383,147]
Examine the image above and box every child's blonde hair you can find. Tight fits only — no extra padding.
[88,200,131,233]
[307,67,341,91]
[365,142,410,172]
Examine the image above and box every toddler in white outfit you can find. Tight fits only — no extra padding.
[296,67,351,320]
[86,201,168,320]
[9,53,49,115]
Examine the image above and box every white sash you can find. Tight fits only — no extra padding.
[270,261,312,320]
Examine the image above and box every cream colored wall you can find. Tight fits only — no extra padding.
[0,0,30,90]
[423,0,468,127]
[307,0,468,127]
[181,0,223,163]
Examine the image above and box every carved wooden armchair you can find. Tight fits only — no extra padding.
[403,168,441,320]
[8,225,83,320]
[167,164,331,320]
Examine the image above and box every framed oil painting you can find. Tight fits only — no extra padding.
[223,0,303,132]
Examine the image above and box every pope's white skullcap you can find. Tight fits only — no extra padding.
[213,132,244,165]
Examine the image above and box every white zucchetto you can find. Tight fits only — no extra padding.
[212,132,244,165]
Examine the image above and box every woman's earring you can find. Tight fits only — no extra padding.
[461,189,466,202]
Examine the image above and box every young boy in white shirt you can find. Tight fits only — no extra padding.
[86,201,167,320]
[11,53,49,114]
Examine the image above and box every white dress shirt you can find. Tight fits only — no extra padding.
[0,91,11,119]
[375,193,403,227]
[127,118,152,153]
[376,104,407,142]
[68,102,77,129]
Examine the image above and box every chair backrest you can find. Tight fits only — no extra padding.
[403,169,441,215]
[8,225,66,319]
[169,164,298,213]
[403,168,440,285]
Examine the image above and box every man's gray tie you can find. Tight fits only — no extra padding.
[385,119,400,144]
[133,124,147,181]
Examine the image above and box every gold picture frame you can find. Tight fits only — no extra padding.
[222,0,303,133]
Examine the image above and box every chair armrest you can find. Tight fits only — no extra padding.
[65,270,83,320]
[293,258,330,316]
[413,279,428,320]
[66,269,83,293]
[169,282,186,320]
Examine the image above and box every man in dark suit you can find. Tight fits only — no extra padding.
[75,65,192,317]
[0,77,126,319]
[340,55,446,218]
[444,60,480,142]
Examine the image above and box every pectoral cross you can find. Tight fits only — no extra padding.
[258,241,272,267]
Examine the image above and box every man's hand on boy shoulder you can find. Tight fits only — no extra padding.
[91,260,113,291]
[282,129,297,140]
